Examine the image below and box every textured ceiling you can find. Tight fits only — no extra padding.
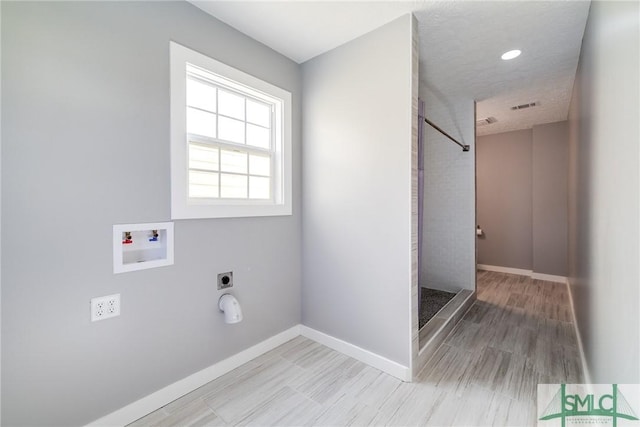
[415,1,590,135]
[190,0,590,136]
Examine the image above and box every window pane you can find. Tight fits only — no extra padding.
[189,144,219,171]
[189,171,219,198]
[218,116,245,144]
[221,174,247,198]
[249,176,270,199]
[249,154,270,176]
[218,90,245,120]
[247,100,270,127]
[187,108,216,138]
[187,78,216,112]
[246,124,270,149]
[221,150,247,174]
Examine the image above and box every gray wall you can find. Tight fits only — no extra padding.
[533,122,568,276]
[477,122,569,276]
[477,129,533,271]
[420,88,476,293]
[0,1,3,421]
[568,1,639,382]
[1,2,302,425]
[302,16,414,366]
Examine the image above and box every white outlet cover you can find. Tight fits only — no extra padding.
[91,294,121,322]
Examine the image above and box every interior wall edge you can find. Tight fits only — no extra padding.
[301,14,414,367]
[409,12,420,381]
[567,0,640,383]
[566,277,592,385]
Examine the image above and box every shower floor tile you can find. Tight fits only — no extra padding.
[419,287,457,328]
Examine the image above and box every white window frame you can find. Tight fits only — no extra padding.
[170,41,292,219]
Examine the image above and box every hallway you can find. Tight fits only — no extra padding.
[131,271,583,426]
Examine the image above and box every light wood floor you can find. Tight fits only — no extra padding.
[130,271,583,426]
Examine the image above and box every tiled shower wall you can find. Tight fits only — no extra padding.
[420,87,476,293]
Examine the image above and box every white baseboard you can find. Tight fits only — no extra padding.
[530,272,567,283]
[478,264,568,283]
[566,278,592,384]
[477,264,532,276]
[86,325,301,427]
[86,323,411,426]
[300,325,411,382]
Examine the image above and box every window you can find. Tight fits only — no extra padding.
[170,42,292,219]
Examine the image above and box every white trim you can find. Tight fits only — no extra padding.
[478,264,568,283]
[170,41,292,220]
[85,325,301,427]
[477,264,532,276]
[85,324,412,426]
[530,272,567,283]
[566,278,592,384]
[113,222,174,274]
[299,325,411,382]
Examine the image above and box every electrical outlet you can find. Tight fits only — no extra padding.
[91,294,121,322]
[217,271,233,290]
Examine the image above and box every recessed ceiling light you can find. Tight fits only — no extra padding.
[501,49,521,60]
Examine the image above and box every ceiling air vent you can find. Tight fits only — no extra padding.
[511,101,539,110]
[476,116,497,126]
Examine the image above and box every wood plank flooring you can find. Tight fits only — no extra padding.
[130,271,583,426]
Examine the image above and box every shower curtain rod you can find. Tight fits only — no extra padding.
[422,116,470,152]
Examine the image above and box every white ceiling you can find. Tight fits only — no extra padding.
[190,0,590,136]
[190,1,420,63]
